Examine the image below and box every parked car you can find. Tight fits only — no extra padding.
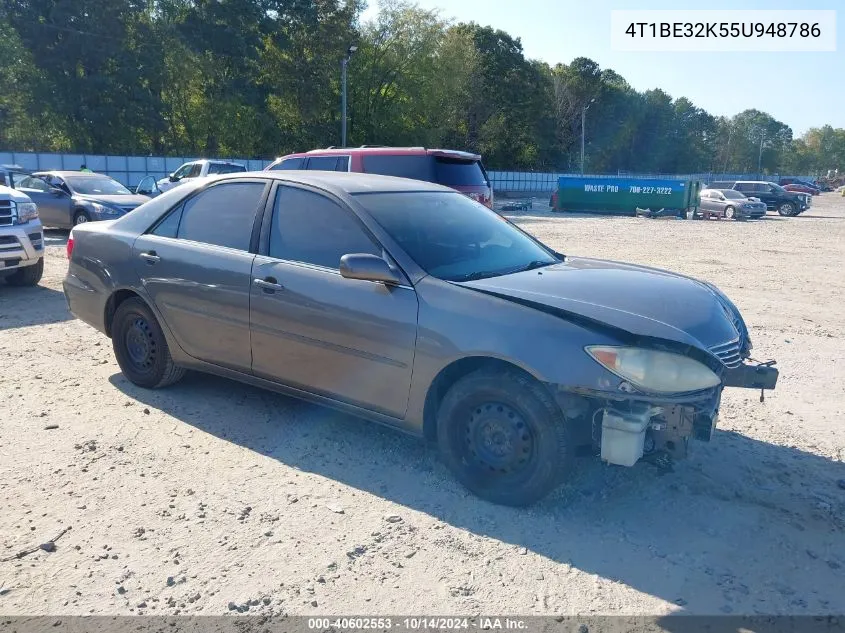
[707,180,810,216]
[155,159,246,194]
[782,182,820,196]
[64,172,778,505]
[779,177,821,194]
[0,184,44,286]
[12,171,150,228]
[265,146,493,209]
[698,188,767,220]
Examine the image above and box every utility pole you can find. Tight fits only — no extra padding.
[758,131,765,176]
[341,45,358,148]
[581,98,595,174]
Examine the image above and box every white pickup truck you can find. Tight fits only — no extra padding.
[0,185,44,286]
[136,159,246,196]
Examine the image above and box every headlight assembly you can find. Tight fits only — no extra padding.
[15,202,39,224]
[586,346,721,394]
[90,202,120,215]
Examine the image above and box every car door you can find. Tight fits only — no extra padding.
[132,179,270,372]
[16,175,73,228]
[699,191,715,213]
[249,184,419,418]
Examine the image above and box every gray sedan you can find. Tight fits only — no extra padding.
[16,171,150,228]
[699,189,767,220]
[64,172,778,505]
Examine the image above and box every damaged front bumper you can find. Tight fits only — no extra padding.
[554,359,778,468]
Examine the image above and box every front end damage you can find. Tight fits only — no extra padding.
[554,359,778,468]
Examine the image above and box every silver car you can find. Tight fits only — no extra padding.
[64,172,777,505]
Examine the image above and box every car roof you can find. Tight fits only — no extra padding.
[33,170,107,177]
[275,147,482,161]
[219,170,455,195]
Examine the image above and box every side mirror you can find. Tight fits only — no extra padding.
[168,173,179,183]
[339,254,403,285]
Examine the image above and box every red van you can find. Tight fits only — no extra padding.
[265,146,493,209]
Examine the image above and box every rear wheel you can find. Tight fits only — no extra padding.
[112,298,185,389]
[4,258,44,286]
[436,369,572,506]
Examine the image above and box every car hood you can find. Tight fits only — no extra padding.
[458,257,740,351]
[76,194,150,208]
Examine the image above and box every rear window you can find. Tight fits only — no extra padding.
[434,157,488,187]
[207,163,246,175]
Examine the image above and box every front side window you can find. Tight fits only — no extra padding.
[269,186,379,269]
[18,176,51,192]
[270,157,304,171]
[186,164,203,178]
[177,182,265,251]
[356,191,558,282]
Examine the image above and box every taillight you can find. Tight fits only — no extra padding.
[66,231,74,259]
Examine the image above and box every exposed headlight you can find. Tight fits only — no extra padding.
[15,202,39,224]
[90,202,121,215]
[586,346,721,394]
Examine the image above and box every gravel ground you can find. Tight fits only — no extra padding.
[1,194,844,617]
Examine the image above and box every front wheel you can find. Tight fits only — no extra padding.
[4,258,44,286]
[112,297,185,389]
[724,206,735,220]
[437,369,572,506]
[777,202,797,217]
[73,210,91,225]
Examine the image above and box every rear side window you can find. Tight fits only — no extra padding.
[270,157,304,170]
[434,157,488,186]
[270,186,379,269]
[177,182,265,251]
[362,155,435,181]
[306,156,347,171]
[207,163,246,175]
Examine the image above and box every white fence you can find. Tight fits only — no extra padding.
[0,151,815,192]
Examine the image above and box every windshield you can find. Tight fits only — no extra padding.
[355,191,559,282]
[722,190,745,199]
[66,176,131,195]
[770,183,787,193]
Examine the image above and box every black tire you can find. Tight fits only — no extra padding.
[112,297,185,389]
[777,202,798,217]
[4,258,44,286]
[436,368,572,506]
[73,210,91,225]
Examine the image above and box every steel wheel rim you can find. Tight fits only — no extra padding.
[75,214,88,225]
[125,317,156,371]
[465,402,534,474]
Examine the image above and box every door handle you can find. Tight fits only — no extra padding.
[139,251,160,264]
[253,277,284,293]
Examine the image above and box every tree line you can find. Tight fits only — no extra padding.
[1,0,843,175]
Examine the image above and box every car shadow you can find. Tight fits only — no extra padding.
[0,284,73,329]
[109,372,845,615]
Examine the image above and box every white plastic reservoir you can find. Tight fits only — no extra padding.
[600,409,649,467]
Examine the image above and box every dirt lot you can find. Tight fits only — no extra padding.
[1,195,844,617]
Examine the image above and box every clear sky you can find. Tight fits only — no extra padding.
[361,0,843,136]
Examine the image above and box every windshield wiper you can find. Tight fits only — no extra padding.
[511,259,557,274]
[451,269,508,282]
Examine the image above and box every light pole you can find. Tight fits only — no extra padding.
[581,98,595,174]
[341,45,357,148]
[757,131,765,176]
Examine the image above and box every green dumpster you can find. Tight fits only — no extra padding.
[552,176,702,217]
